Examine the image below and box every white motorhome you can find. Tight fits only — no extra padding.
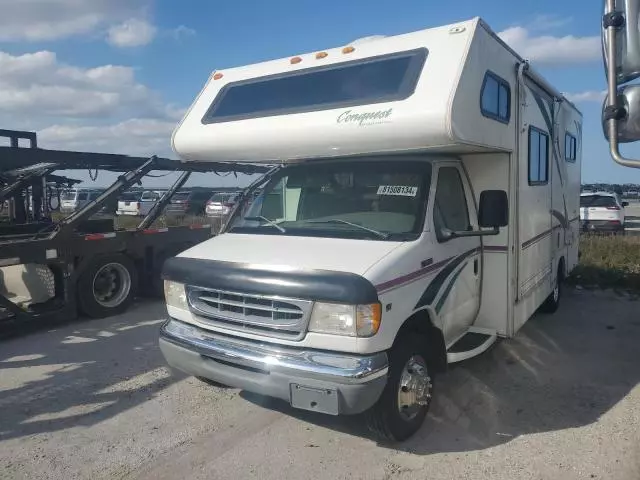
[160,17,582,441]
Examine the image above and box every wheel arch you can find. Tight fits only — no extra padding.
[394,309,447,373]
[557,255,566,280]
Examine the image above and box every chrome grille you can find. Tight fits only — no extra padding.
[186,286,312,340]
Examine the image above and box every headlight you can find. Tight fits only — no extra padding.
[308,302,381,337]
[164,280,187,309]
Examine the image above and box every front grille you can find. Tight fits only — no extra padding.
[186,286,312,340]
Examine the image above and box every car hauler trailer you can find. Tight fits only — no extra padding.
[0,130,269,334]
[159,17,583,441]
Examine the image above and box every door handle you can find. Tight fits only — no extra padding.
[474,259,479,275]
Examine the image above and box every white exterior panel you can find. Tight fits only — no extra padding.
[172,20,484,163]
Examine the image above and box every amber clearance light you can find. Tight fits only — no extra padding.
[213,72,224,80]
[342,46,355,54]
[290,56,302,64]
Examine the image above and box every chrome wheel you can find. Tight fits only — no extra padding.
[397,355,432,421]
[92,262,132,308]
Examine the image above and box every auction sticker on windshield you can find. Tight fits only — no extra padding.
[377,185,418,197]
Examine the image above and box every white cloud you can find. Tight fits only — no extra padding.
[0,0,149,42]
[527,14,573,32]
[170,25,196,40]
[498,26,600,65]
[0,50,180,119]
[38,119,177,157]
[0,48,185,160]
[563,90,607,103]
[107,18,157,48]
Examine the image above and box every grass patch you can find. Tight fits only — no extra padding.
[569,234,640,291]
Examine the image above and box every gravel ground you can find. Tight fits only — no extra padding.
[0,288,639,480]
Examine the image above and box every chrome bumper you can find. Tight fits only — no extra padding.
[160,319,388,384]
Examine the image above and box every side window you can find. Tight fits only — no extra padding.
[433,167,470,240]
[565,132,577,162]
[529,126,549,185]
[480,71,510,123]
[261,177,285,219]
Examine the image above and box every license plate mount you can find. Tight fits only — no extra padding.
[289,384,339,415]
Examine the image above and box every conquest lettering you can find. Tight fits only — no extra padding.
[337,108,393,125]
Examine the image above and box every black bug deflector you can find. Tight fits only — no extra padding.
[162,256,379,305]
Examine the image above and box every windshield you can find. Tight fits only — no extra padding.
[580,195,618,208]
[141,191,161,201]
[172,192,191,201]
[61,191,77,201]
[119,192,139,201]
[229,160,431,241]
[209,193,225,203]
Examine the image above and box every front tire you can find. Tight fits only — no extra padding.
[365,334,434,442]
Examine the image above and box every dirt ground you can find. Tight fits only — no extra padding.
[1,288,639,480]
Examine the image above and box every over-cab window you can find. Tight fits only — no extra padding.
[565,132,577,162]
[480,71,510,123]
[529,126,549,185]
[202,48,428,123]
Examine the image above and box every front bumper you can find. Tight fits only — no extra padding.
[159,319,389,415]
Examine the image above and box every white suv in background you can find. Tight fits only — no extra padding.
[580,192,628,233]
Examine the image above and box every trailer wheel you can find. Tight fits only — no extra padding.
[540,264,563,314]
[365,334,434,442]
[78,254,137,318]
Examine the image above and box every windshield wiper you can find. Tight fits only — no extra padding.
[243,216,286,233]
[304,219,389,239]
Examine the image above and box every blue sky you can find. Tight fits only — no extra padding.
[0,0,634,186]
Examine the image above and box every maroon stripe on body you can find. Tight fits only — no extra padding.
[375,256,452,293]
[375,246,483,294]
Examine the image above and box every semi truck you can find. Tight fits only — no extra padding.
[0,129,267,335]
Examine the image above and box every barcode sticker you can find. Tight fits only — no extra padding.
[377,185,418,197]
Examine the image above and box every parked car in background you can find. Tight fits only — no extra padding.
[60,188,104,213]
[116,191,143,216]
[116,190,167,216]
[205,191,241,218]
[165,189,215,216]
[580,191,628,232]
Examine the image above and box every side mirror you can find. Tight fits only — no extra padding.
[602,0,640,84]
[478,190,509,228]
[602,85,640,142]
[623,201,630,206]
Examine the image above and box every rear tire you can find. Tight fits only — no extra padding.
[540,264,563,314]
[77,253,137,318]
[365,334,434,442]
